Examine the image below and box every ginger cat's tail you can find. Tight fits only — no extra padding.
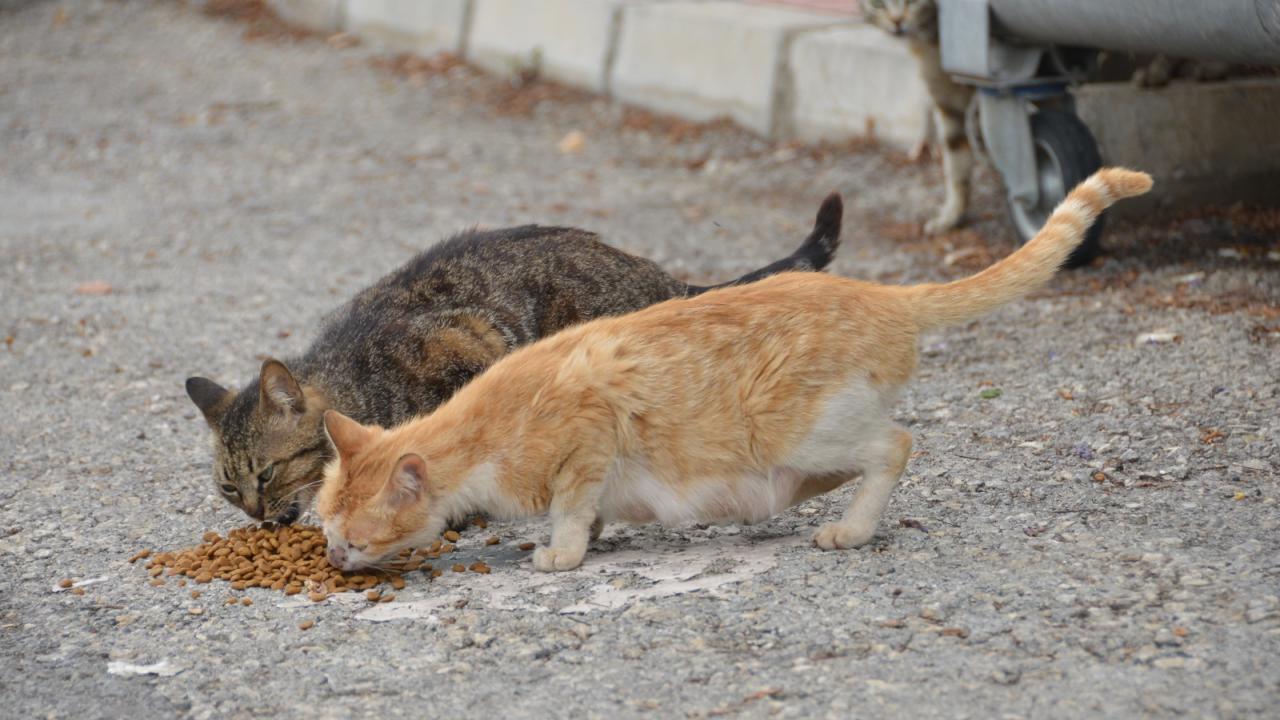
[903,168,1152,331]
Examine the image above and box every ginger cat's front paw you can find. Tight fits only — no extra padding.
[813,522,875,550]
[532,545,585,572]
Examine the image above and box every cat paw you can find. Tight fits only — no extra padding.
[813,522,875,550]
[924,212,961,235]
[532,546,585,572]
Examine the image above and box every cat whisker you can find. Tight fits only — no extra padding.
[278,479,323,502]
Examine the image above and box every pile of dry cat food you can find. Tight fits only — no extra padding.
[136,524,501,601]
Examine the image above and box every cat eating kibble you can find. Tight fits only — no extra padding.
[317,169,1151,572]
[186,197,844,524]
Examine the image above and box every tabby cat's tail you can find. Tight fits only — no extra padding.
[687,193,843,294]
[902,168,1152,332]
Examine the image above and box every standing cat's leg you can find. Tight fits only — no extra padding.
[924,106,973,235]
[813,426,913,550]
[533,454,607,572]
[908,103,935,163]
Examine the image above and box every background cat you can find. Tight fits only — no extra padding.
[862,0,975,234]
[187,196,843,524]
[316,169,1152,573]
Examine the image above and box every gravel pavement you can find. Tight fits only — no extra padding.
[2,2,1278,718]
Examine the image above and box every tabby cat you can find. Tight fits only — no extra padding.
[863,0,976,234]
[316,169,1151,572]
[186,196,844,524]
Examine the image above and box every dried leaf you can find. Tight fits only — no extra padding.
[75,281,112,295]
[557,130,586,154]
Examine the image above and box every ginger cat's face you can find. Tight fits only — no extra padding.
[861,0,936,37]
[316,411,433,571]
[186,360,332,524]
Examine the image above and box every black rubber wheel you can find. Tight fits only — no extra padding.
[1006,109,1105,268]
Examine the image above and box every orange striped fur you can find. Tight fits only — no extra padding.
[317,168,1152,572]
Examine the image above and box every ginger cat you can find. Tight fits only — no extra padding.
[317,169,1152,572]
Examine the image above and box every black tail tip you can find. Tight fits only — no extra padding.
[804,191,843,254]
[819,192,843,217]
[816,192,842,233]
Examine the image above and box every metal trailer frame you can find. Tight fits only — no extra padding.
[939,0,1280,264]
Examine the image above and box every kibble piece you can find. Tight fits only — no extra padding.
[149,578,165,587]
[379,593,395,603]
[58,579,74,589]
[390,576,406,591]
[469,562,491,575]
[202,531,220,543]
[472,517,488,529]
[298,619,315,631]
[71,587,86,596]
[225,597,239,605]
[190,591,201,599]
[308,591,327,603]
[195,572,213,584]
[452,563,466,573]
[366,590,381,602]
[241,598,253,607]
[485,536,500,546]
[518,542,536,551]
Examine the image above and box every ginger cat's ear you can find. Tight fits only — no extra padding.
[185,377,232,427]
[386,454,428,506]
[322,410,374,462]
[260,358,304,415]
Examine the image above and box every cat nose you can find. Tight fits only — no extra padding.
[326,544,348,568]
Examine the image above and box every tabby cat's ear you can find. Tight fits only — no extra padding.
[322,410,373,462]
[387,453,428,505]
[259,358,304,415]
[185,377,232,427]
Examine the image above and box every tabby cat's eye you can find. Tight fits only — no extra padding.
[220,483,238,496]
[258,464,275,484]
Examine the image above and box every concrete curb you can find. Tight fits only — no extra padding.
[267,0,881,144]
[265,0,1280,207]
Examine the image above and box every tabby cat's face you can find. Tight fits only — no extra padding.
[186,360,332,524]
[861,0,937,37]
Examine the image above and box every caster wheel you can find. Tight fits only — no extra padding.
[1007,109,1105,268]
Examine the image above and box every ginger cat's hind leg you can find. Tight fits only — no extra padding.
[813,426,913,550]
[790,471,858,507]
